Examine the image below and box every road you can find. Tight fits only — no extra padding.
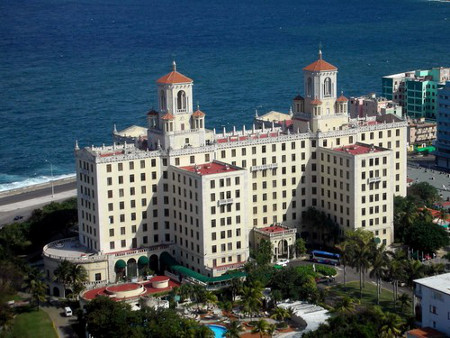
[0,180,76,227]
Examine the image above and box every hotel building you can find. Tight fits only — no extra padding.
[43,51,407,296]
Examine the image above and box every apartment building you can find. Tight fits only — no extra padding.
[435,81,450,168]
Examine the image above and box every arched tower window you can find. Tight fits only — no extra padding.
[160,90,166,110]
[177,90,186,111]
[307,78,312,97]
[324,77,332,97]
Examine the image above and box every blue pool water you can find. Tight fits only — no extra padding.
[206,324,227,338]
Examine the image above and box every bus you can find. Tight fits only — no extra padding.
[310,250,340,266]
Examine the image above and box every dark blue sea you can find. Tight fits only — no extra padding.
[1,0,450,190]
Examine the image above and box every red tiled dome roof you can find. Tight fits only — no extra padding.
[192,109,205,117]
[311,98,322,105]
[161,113,174,120]
[337,94,349,102]
[157,71,193,84]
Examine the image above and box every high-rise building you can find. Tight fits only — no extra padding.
[382,68,450,119]
[435,81,450,168]
[43,51,408,296]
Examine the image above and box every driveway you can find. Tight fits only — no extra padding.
[40,301,78,338]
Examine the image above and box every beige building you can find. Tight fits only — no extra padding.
[407,118,437,146]
[349,93,403,119]
[43,51,407,294]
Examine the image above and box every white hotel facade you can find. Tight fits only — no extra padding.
[43,51,407,295]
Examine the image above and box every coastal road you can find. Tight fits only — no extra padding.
[0,180,76,227]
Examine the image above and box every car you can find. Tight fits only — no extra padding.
[13,215,23,221]
[275,259,289,267]
[64,307,72,317]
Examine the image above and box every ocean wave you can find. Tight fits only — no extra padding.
[0,174,76,192]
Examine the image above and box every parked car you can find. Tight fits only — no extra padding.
[275,259,289,267]
[64,307,72,317]
[13,215,23,221]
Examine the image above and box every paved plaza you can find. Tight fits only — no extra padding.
[407,155,450,202]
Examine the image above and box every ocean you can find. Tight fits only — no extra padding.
[1,0,449,191]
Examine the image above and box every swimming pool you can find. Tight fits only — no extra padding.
[206,324,227,338]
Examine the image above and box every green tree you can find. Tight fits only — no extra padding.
[270,289,282,306]
[425,263,446,276]
[53,260,88,298]
[252,319,269,338]
[397,293,411,314]
[241,281,263,319]
[369,244,390,305]
[30,279,47,309]
[333,296,358,314]
[267,323,277,337]
[344,229,375,298]
[84,296,141,338]
[379,312,403,338]
[270,306,291,321]
[335,240,353,288]
[225,320,243,338]
[407,182,440,207]
[404,220,449,253]
[294,238,307,257]
[229,277,243,302]
[255,239,273,266]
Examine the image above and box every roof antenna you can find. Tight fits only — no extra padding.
[318,42,323,60]
[172,60,176,72]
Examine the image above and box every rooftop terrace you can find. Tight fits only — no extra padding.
[180,162,240,176]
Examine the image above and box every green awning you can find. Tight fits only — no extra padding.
[115,259,126,269]
[160,252,246,284]
[138,256,149,265]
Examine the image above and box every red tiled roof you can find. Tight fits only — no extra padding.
[192,109,205,117]
[180,162,238,175]
[303,59,337,72]
[157,71,193,84]
[147,109,158,116]
[150,276,170,282]
[311,98,322,105]
[82,279,179,301]
[337,94,348,102]
[407,327,446,338]
[260,226,287,233]
[161,112,174,120]
[293,95,304,100]
[333,144,381,155]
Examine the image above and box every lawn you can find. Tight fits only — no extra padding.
[328,281,412,316]
[3,309,58,338]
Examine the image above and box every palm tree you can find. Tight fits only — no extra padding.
[270,307,290,321]
[191,284,207,311]
[333,296,358,314]
[267,323,277,337]
[397,293,411,314]
[335,241,353,289]
[30,279,47,309]
[225,320,243,338]
[379,312,403,338]
[178,283,193,302]
[387,250,407,309]
[345,229,375,298]
[205,291,218,310]
[53,260,72,289]
[241,281,263,319]
[270,289,282,307]
[252,319,269,338]
[369,244,389,305]
[53,260,88,298]
[426,263,445,276]
[229,277,243,302]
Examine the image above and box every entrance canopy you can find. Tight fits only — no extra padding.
[115,259,126,269]
[138,256,149,265]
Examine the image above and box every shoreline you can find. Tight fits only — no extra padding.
[0,178,77,227]
[0,176,76,199]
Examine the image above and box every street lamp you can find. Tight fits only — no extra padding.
[45,159,54,198]
[50,162,54,198]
